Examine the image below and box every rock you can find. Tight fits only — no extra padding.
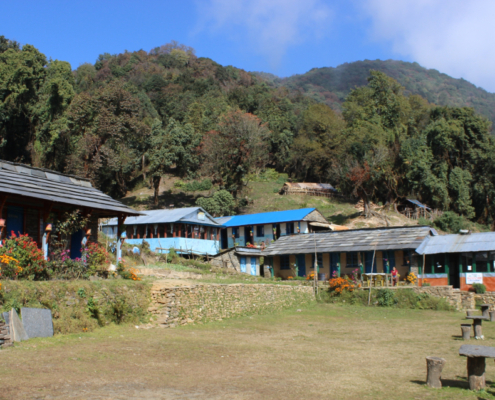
[21,308,53,339]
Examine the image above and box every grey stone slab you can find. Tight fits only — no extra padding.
[21,308,53,338]
[459,344,495,358]
[10,309,29,342]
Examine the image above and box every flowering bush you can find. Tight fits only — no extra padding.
[329,277,355,294]
[406,272,417,284]
[0,233,47,280]
[0,254,20,284]
[86,242,110,275]
[117,259,141,281]
[306,272,316,280]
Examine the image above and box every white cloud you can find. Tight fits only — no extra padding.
[194,0,332,69]
[364,0,495,92]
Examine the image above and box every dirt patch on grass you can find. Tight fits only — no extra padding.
[1,304,493,399]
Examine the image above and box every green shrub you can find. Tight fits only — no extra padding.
[433,211,467,233]
[376,289,396,307]
[325,288,452,311]
[196,190,235,217]
[177,179,213,192]
[472,283,486,294]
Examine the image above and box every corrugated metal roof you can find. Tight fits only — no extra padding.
[406,199,431,210]
[0,160,140,216]
[284,182,336,191]
[263,226,437,256]
[416,232,495,254]
[219,208,317,227]
[103,207,220,227]
[235,247,263,256]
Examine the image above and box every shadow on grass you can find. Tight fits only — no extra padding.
[451,335,465,340]
[328,211,362,225]
[412,377,495,391]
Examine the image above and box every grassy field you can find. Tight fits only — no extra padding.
[2,304,495,399]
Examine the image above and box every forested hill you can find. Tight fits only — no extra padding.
[268,60,495,127]
[2,36,495,228]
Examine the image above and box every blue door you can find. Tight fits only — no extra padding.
[6,206,23,238]
[330,253,340,277]
[70,229,84,259]
[297,254,306,277]
[364,251,375,273]
[240,256,246,273]
[250,257,257,275]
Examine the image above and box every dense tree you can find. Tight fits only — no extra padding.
[200,111,270,198]
[196,190,235,217]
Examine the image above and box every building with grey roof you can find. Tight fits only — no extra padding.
[0,159,139,260]
[101,207,222,256]
[262,226,437,281]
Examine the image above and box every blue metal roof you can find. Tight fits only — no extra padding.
[219,208,316,227]
[407,199,431,210]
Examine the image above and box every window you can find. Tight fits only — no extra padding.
[346,252,359,269]
[256,225,264,237]
[382,251,396,269]
[286,222,294,234]
[280,255,291,270]
[432,254,446,274]
[312,253,323,269]
[476,252,489,273]
[232,227,239,238]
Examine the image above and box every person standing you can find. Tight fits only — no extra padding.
[391,266,399,286]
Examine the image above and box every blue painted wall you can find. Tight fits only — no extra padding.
[124,238,220,255]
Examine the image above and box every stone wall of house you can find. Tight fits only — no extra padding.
[148,283,315,328]
[210,249,240,272]
[473,293,495,310]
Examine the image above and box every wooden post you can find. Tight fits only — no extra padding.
[467,357,486,390]
[489,311,495,322]
[425,356,446,388]
[461,324,471,340]
[0,195,6,240]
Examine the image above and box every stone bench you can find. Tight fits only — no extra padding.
[459,345,495,390]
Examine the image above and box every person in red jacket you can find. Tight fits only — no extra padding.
[391,266,399,286]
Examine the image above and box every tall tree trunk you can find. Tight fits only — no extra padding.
[142,154,146,182]
[153,175,161,206]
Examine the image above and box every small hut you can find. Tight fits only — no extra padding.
[281,183,337,198]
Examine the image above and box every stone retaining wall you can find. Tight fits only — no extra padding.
[149,283,315,328]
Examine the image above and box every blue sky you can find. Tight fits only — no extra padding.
[3,0,495,91]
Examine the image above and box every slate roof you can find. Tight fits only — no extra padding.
[416,232,495,255]
[103,207,221,227]
[0,160,139,216]
[262,226,437,256]
[219,208,318,227]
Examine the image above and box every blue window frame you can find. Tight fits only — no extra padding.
[232,227,239,238]
[346,252,359,269]
[286,222,294,235]
[256,225,264,237]
[280,255,291,270]
[312,253,323,269]
[382,251,396,269]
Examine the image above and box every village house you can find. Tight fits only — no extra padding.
[216,208,331,250]
[0,159,139,260]
[262,226,436,280]
[210,246,263,276]
[415,231,495,290]
[101,207,222,256]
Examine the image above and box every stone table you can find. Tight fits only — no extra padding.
[480,304,491,319]
[466,316,488,339]
[459,344,495,390]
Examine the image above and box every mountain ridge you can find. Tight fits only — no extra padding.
[256,59,495,126]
